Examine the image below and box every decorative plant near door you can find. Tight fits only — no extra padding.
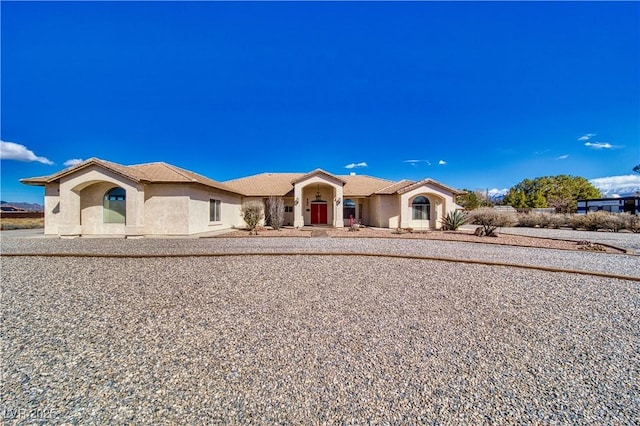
[267,196,285,231]
[440,210,469,231]
[241,200,264,235]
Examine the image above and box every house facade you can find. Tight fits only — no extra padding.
[22,158,463,237]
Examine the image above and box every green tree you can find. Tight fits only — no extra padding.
[502,189,527,209]
[503,175,600,213]
[456,190,480,210]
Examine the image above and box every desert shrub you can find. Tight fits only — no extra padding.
[598,213,626,232]
[571,211,628,232]
[241,200,264,235]
[267,196,285,231]
[517,213,542,228]
[469,208,518,237]
[623,213,640,233]
[575,211,619,231]
[537,213,553,228]
[0,218,45,230]
[440,210,469,231]
[569,214,587,230]
[545,213,569,229]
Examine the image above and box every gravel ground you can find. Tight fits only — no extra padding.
[2,237,639,278]
[2,254,639,424]
[461,225,640,253]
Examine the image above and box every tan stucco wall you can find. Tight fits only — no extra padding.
[188,186,242,234]
[56,166,144,236]
[47,166,244,236]
[283,197,294,226]
[369,194,400,228]
[43,183,61,235]
[400,185,456,230]
[143,184,191,234]
[143,184,242,235]
[80,181,127,235]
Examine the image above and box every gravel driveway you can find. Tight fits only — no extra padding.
[1,238,639,424]
[461,225,640,253]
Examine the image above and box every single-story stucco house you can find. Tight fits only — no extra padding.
[21,158,464,237]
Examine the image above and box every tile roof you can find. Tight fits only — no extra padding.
[21,158,463,198]
[396,178,464,195]
[224,173,395,197]
[291,169,347,185]
[375,179,415,195]
[224,173,303,197]
[340,175,395,197]
[21,158,236,193]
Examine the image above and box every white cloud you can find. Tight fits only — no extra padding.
[63,158,84,167]
[556,154,569,160]
[403,159,431,167]
[438,160,447,165]
[344,162,368,169]
[585,142,612,149]
[578,133,596,141]
[0,141,53,165]
[590,174,640,197]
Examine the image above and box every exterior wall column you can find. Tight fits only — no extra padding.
[58,184,82,237]
[333,185,344,228]
[293,183,305,228]
[125,185,145,237]
[432,200,442,230]
[400,193,410,229]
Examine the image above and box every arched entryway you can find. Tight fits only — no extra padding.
[292,171,345,228]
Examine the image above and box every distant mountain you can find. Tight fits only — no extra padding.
[0,201,44,211]
[590,175,640,198]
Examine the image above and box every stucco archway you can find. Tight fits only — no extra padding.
[292,171,345,228]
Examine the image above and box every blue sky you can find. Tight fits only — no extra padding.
[2,1,639,204]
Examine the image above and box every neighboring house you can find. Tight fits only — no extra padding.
[577,196,640,214]
[21,158,463,237]
[0,206,25,212]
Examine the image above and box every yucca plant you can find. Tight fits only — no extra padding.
[440,210,469,231]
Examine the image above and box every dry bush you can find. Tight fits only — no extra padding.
[267,196,285,231]
[570,211,624,232]
[517,213,542,228]
[469,208,518,237]
[0,217,44,230]
[598,213,626,232]
[623,213,640,233]
[241,200,264,235]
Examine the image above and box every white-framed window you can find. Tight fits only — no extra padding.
[412,196,430,220]
[343,199,356,219]
[210,199,221,222]
[104,187,126,223]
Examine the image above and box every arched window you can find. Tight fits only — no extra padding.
[343,198,356,219]
[104,187,126,223]
[412,196,430,220]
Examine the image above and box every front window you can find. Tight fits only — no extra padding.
[412,196,430,220]
[210,199,221,222]
[343,199,356,219]
[104,187,126,223]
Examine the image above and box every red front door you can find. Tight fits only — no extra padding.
[310,203,328,224]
